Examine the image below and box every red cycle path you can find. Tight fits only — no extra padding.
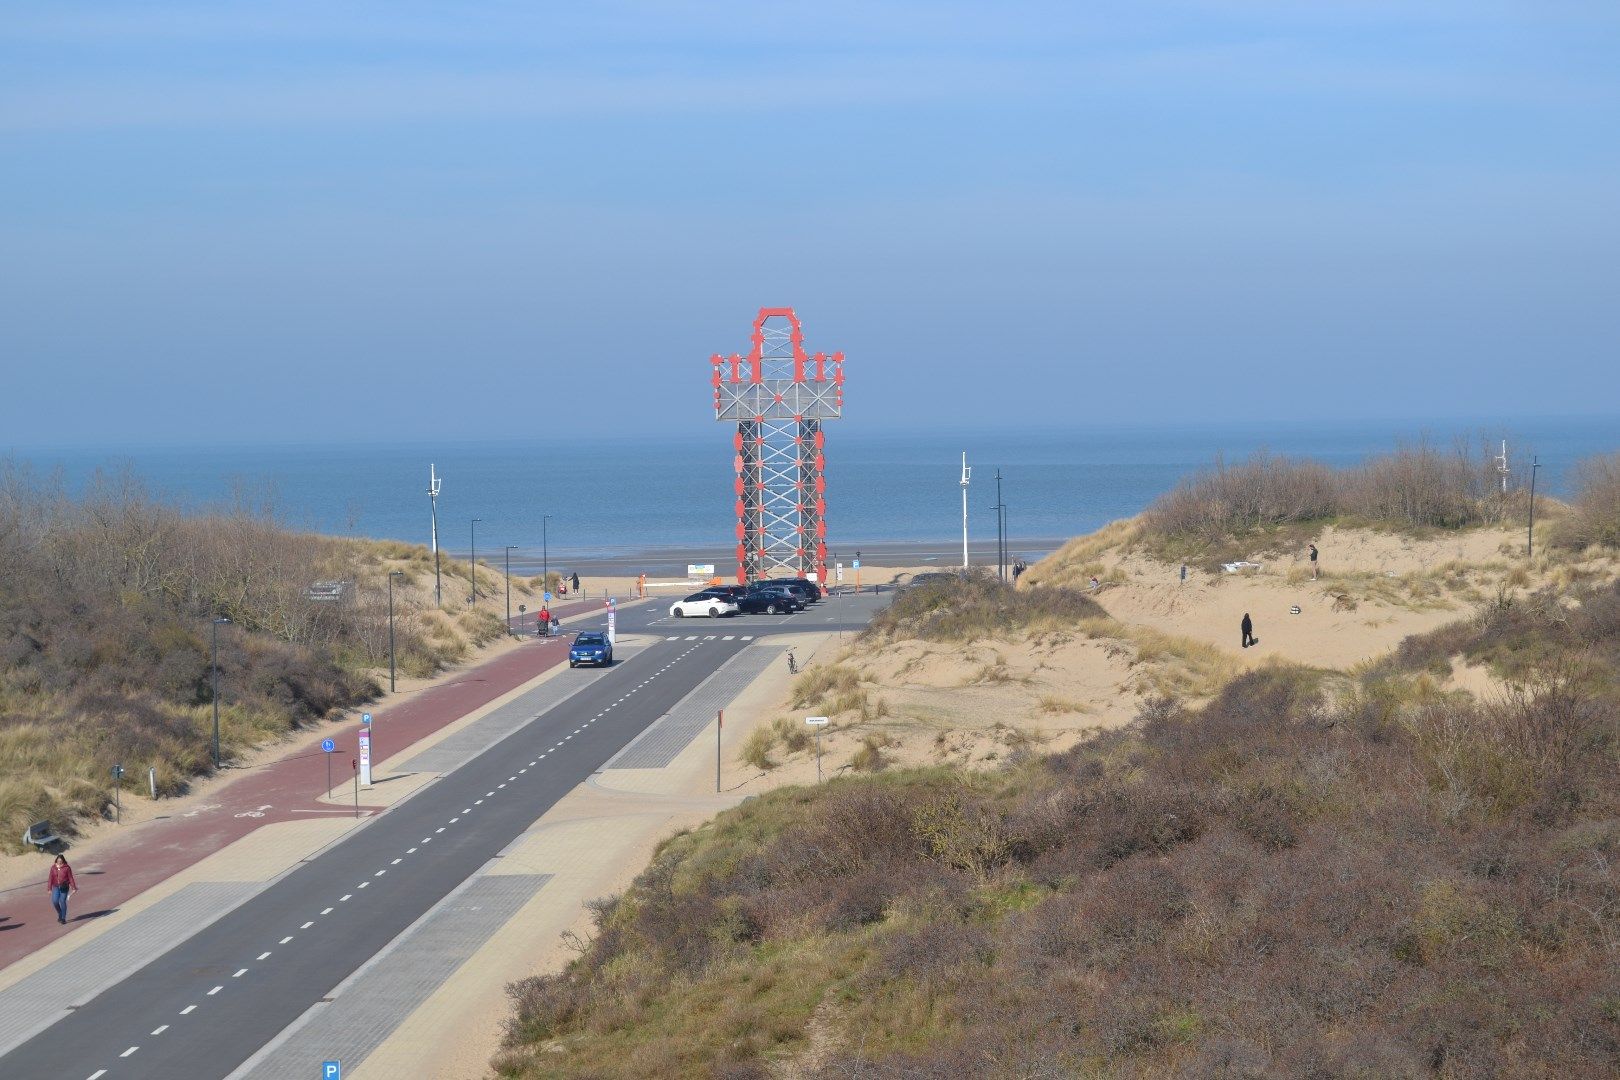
[0,597,610,972]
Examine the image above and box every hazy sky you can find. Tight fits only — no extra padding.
[3,2,1617,447]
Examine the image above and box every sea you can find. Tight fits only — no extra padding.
[8,417,1616,575]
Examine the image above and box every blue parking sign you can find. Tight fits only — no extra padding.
[321,738,336,753]
[323,1063,341,1080]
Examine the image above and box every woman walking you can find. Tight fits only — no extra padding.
[1241,612,1256,649]
[47,854,77,925]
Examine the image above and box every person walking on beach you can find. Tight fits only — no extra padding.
[47,854,77,924]
[1308,543,1319,580]
[1180,563,1188,585]
[570,571,581,595]
[1241,612,1256,649]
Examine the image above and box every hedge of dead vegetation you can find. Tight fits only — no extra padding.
[0,466,525,850]
[1142,443,1529,550]
[495,583,1620,1079]
[865,569,1105,644]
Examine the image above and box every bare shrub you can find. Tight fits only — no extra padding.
[1553,451,1620,551]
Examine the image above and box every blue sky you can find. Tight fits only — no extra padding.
[2,2,1617,446]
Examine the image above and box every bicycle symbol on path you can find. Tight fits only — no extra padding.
[233,804,273,819]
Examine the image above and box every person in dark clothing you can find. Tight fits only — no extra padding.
[1241,612,1256,649]
[48,854,77,924]
[570,572,581,594]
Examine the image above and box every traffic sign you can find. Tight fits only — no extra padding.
[323,1063,342,1080]
[321,738,336,753]
[361,713,372,726]
[544,591,552,602]
[852,559,861,570]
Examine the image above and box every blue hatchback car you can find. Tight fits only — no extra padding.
[569,631,613,668]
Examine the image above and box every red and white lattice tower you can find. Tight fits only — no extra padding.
[712,308,845,584]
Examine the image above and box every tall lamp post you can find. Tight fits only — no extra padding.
[387,571,404,693]
[470,517,483,602]
[211,616,230,769]
[429,465,443,606]
[992,468,1006,582]
[504,545,517,634]
[542,515,550,593]
[1528,455,1541,560]
[960,452,971,569]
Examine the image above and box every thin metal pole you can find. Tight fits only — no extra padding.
[211,617,228,769]
[960,452,970,569]
[352,759,359,817]
[388,571,401,693]
[994,468,1004,581]
[716,710,722,793]
[543,516,550,594]
[1528,455,1540,560]
[469,518,481,601]
[326,750,332,798]
[505,546,514,633]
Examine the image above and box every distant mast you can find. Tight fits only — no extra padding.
[961,452,972,569]
[429,464,443,605]
[1496,440,1510,495]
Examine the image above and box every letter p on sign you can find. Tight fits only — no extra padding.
[323,1063,342,1080]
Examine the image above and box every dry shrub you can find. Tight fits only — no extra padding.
[1553,451,1620,551]
[495,585,1620,1080]
[865,570,1103,645]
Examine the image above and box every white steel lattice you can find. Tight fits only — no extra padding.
[712,308,844,584]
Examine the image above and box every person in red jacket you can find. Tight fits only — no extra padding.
[48,854,77,924]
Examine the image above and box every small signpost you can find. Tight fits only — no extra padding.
[835,561,844,583]
[806,717,829,782]
[607,597,617,645]
[322,738,336,795]
[853,556,862,593]
[358,713,373,787]
[518,603,526,637]
[112,763,125,824]
[323,1060,342,1079]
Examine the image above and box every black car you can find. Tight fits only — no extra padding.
[762,577,822,602]
[736,585,805,614]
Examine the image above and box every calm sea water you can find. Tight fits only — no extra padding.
[9,418,1616,570]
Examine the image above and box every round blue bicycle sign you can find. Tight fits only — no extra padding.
[322,738,336,753]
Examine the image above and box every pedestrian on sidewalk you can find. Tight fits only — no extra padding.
[47,854,77,924]
[537,606,551,636]
[571,571,581,595]
[1241,612,1256,649]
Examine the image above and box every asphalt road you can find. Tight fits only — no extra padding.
[0,591,886,1080]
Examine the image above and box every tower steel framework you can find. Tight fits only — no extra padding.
[712,307,844,585]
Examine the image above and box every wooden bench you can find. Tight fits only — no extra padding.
[23,821,59,849]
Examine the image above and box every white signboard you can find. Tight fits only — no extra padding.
[357,727,372,786]
[607,610,616,645]
[806,716,830,726]
[835,562,844,582]
[687,564,715,577]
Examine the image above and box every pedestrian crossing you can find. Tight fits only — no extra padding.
[666,635,754,641]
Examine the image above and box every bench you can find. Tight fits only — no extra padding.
[23,821,59,849]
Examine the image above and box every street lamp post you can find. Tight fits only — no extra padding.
[387,571,404,693]
[1528,455,1541,560]
[542,515,550,594]
[470,517,483,602]
[993,468,1006,582]
[504,545,517,634]
[960,453,971,569]
[211,616,230,769]
[429,465,443,606]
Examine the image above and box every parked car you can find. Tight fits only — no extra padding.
[762,577,822,602]
[669,590,739,618]
[736,584,805,614]
[568,631,613,667]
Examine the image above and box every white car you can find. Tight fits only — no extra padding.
[669,590,739,618]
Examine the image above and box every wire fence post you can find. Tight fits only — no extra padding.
[716,710,722,793]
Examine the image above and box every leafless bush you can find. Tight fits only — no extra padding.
[1553,452,1620,551]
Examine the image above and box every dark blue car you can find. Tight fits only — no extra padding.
[569,631,613,668]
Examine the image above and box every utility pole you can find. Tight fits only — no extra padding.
[960,452,971,569]
[1528,455,1541,560]
[993,468,1006,581]
[469,517,482,602]
[429,464,443,606]
[211,616,230,769]
[542,515,550,593]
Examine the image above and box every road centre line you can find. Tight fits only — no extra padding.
[321,907,333,914]
[257,952,271,960]
[180,1006,197,1015]
[150,1025,168,1036]
[120,1046,139,1057]
[233,969,247,978]
[208,986,223,995]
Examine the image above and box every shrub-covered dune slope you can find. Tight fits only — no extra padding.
[495,450,1620,1079]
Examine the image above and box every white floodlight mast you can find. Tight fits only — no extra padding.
[960,452,972,569]
[429,464,443,605]
[1496,440,1510,496]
